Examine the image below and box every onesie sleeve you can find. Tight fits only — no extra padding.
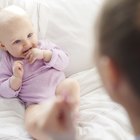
[0,52,21,98]
[40,40,69,71]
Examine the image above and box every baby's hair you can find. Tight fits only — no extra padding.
[2,5,26,16]
[0,5,28,26]
[97,0,140,95]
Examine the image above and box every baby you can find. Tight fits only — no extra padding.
[0,5,80,140]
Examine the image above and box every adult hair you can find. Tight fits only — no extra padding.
[97,0,140,95]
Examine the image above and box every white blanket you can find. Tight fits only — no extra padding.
[0,68,134,140]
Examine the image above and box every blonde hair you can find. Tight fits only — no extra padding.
[0,5,28,25]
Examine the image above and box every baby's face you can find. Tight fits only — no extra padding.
[0,16,38,58]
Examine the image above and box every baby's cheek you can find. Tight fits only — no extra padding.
[11,46,19,54]
[33,35,38,43]
[33,40,38,48]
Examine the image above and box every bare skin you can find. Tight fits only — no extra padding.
[95,53,140,137]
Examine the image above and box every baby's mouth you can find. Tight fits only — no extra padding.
[23,48,32,54]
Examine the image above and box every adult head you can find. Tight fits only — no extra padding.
[95,0,140,136]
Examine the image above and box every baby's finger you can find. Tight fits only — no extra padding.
[25,51,32,59]
[28,54,33,62]
[30,58,36,64]
[18,64,24,71]
[13,61,23,66]
[28,55,35,64]
[13,62,22,71]
[15,65,22,72]
[17,61,23,65]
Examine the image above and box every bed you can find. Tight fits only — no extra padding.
[0,0,135,140]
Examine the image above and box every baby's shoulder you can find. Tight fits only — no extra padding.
[38,39,59,50]
[0,51,13,63]
[1,51,9,58]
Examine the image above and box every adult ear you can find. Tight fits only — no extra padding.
[99,57,120,100]
[0,42,6,50]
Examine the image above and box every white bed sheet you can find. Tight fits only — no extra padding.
[0,68,134,140]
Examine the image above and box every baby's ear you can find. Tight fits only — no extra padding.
[0,42,6,51]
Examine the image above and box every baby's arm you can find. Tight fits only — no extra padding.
[37,41,69,71]
[43,45,69,71]
[0,53,22,98]
[25,41,69,71]
[10,61,23,91]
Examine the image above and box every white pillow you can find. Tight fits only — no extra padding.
[43,0,103,76]
[0,0,103,76]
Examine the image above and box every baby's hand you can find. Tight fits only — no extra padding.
[10,61,24,91]
[25,48,43,64]
[13,61,24,79]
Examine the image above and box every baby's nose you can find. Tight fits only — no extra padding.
[23,40,32,49]
[23,40,30,46]
[22,41,32,54]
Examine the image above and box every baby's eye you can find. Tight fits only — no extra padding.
[27,33,33,38]
[13,40,21,44]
